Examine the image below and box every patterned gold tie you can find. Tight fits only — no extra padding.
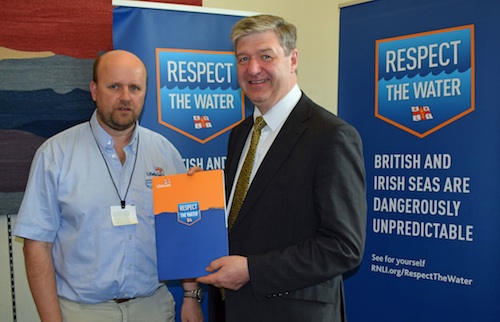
[228,116,266,231]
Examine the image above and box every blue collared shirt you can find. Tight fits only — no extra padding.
[14,111,186,303]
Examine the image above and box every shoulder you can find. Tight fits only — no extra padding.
[37,121,90,153]
[298,93,358,134]
[136,125,183,158]
[137,126,173,146]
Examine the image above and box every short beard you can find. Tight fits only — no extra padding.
[97,109,137,132]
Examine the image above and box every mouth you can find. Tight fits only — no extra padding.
[249,79,268,85]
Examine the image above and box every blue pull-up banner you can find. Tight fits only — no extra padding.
[339,1,500,321]
[112,1,254,320]
[113,0,254,172]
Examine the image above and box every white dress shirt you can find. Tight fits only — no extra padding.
[227,84,302,216]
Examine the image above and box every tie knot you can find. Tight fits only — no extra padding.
[254,116,266,132]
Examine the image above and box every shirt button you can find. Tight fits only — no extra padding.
[129,235,133,239]
[112,154,117,159]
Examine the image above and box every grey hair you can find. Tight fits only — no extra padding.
[230,14,297,56]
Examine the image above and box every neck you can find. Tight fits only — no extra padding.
[111,127,134,147]
[99,122,136,165]
[96,115,135,143]
[114,128,135,165]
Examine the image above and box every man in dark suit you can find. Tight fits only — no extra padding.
[197,14,366,322]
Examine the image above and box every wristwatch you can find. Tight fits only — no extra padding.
[184,288,203,302]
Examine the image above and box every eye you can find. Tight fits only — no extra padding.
[262,55,272,61]
[130,85,140,91]
[238,56,249,64]
[109,84,119,90]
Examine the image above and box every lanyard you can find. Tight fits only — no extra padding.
[89,122,139,209]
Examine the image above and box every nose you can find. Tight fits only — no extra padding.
[247,58,261,76]
[120,88,131,101]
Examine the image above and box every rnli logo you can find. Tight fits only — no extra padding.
[375,25,475,138]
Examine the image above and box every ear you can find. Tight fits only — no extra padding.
[290,48,299,73]
[89,81,98,101]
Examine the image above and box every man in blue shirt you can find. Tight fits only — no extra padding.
[14,50,203,322]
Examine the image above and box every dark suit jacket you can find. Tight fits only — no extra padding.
[221,93,367,322]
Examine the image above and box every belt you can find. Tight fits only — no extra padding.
[113,298,136,304]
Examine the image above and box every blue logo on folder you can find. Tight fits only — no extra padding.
[177,202,201,226]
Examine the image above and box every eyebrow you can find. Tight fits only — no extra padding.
[236,48,275,57]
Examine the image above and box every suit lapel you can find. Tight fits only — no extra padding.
[226,117,253,198]
[232,94,313,229]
